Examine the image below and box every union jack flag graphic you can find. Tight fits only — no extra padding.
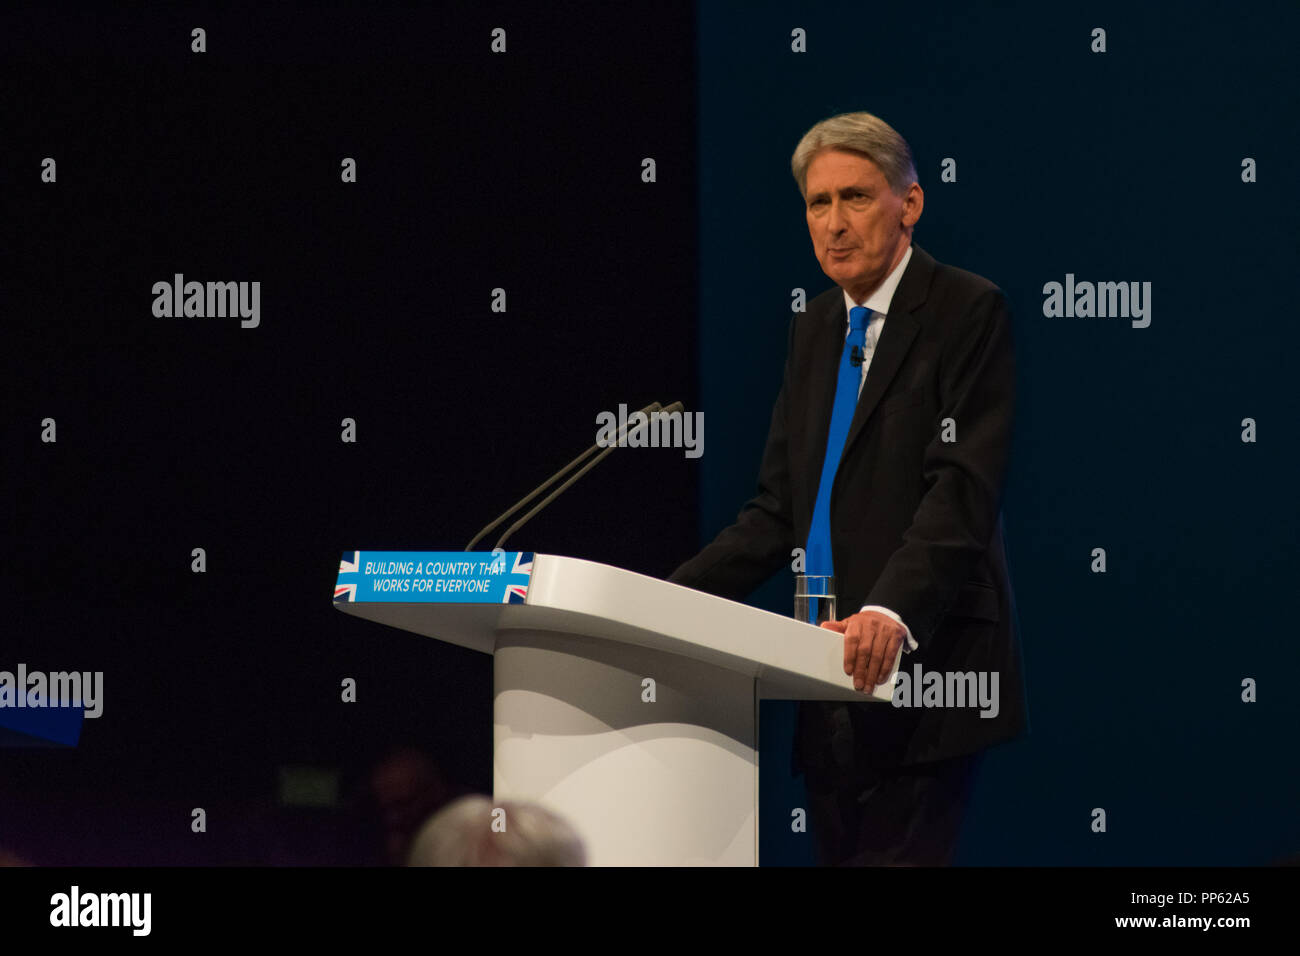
[334,550,359,602]
[503,552,533,604]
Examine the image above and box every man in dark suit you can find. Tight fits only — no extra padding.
[668,111,1026,865]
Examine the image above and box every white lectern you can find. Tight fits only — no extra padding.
[334,552,893,866]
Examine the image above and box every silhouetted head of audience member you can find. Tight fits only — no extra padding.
[407,795,586,866]
[368,746,454,866]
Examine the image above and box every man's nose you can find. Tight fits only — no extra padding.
[826,200,848,234]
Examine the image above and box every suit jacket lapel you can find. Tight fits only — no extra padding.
[834,244,935,480]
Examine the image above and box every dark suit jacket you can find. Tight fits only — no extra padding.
[668,243,1026,774]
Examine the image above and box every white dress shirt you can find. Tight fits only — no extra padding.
[837,243,919,653]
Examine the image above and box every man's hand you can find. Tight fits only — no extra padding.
[821,610,906,692]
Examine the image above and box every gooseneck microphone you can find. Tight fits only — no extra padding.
[465,400,684,552]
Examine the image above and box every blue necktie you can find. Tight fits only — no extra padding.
[805,305,871,577]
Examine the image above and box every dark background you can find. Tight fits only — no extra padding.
[2,2,698,864]
[4,0,1299,866]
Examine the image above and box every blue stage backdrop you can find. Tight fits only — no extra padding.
[694,0,1300,865]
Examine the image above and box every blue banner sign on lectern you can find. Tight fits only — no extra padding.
[333,551,534,604]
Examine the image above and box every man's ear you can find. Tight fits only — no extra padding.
[903,183,924,228]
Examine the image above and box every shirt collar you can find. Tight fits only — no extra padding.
[842,243,913,321]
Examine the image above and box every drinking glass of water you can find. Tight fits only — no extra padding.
[794,574,836,626]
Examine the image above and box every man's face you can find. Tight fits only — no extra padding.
[804,149,922,302]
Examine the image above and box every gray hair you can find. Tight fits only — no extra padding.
[407,795,587,867]
[791,111,918,199]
